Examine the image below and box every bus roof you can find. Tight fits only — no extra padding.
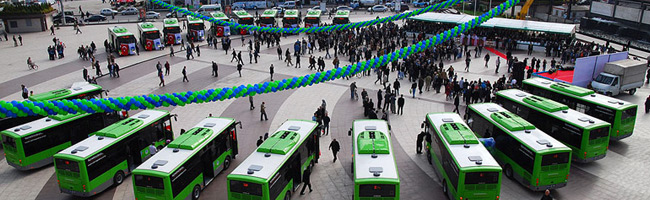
[353,120,398,180]
[187,16,204,23]
[523,78,636,110]
[426,113,500,168]
[497,89,610,129]
[28,82,102,101]
[210,11,228,21]
[135,117,235,174]
[2,113,89,137]
[233,10,253,18]
[468,103,570,152]
[261,9,277,18]
[230,120,318,180]
[284,9,299,18]
[137,22,159,32]
[335,10,350,17]
[56,110,169,159]
[305,9,321,18]
[109,26,134,37]
[163,18,180,27]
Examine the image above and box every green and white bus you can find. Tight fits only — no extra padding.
[495,89,611,163]
[467,103,572,191]
[522,77,637,140]
[137,22,163,51]
[1,112,122,170]
[108,26,137,56]
[282,9,300,28]
[260,9,278,27]
[132,117,240,200]
[233,10,254,35]
[1,82,105,144]
[163,18,182,45]
[54,110,175,197]
[227,119,320,200]
[425,113,502,200]
[332,10,350,25]
[352,119,399,199]
[304,9,321,28]
[186,16,205,41]
[210,12,229,37]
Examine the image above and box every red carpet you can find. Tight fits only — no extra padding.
[534,70,575,83]
[485,47,537,72]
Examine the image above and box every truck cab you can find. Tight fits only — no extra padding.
[591,59,645,96]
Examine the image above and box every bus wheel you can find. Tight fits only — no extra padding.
[505,165,514,180]
[284,191,291,200]
[629,89,636,95]
[224,156,232,170]
[192,185,201,200]
[113,171,125,185]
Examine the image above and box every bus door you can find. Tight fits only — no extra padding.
[126,139,144,171]
[229,126,238,156]
[312,130,319,163]
[288,155,301,191]
[202,150,216,185]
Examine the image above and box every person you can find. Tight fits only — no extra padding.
[237,63,243,77]
[248,50,253,64]
[295,54,301,68]
[21,85,29,99]
[453,94,460,114]
[249,95,255,110]
[256,136,264,147]
[322,113,330,135]
[540,189,553,200]
[212,61,218,77]
[169,45,175,57]
[230,50,238,62]
[277,46,283,60]
[195,44,200,57]
[350,82,358,99]
[329,139,340,162]
[82,67,88,81]
[18,35,22,46]
[186,44,193,59]
[13,35,17,47]
[148,142,158,156]
[75,24,82,34]
[645,95,650,113]
[397,95,405,115]
[164,61,170,76]
[646,68,650,84]
[260,102,268,121]
[299,166,313,195]
[269,64,274,81]
[394,79,400,95]
[495,57,500,73]
[416,131,425,154]
[484,53,490,68]
[50,25,55,35]
[264,132,269,140]
[411,82,417,98]
[114,63,120,77]
[465,56,471,72]
[158,71,165,87]
[182,66,189,82]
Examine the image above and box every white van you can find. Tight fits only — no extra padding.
[196,4,222,16]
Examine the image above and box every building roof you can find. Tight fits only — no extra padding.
[353,120,399,180]
[408,13,576,34]
[135,117,235,174]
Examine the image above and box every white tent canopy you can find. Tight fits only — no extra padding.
[409,13,576,35]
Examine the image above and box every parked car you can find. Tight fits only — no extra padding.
[121,7,139,15]
[386,2,410,11]
[100,8,118,16]
[84,15,107,22]
[336,6,354,11]
[278,1,296,9]
[53,16,76,24]
[53,11,75,19]
[166,11,188,18]
[145,11,160,19]
[412,0,429,7]
[368,5,388,12]
[271,6,285,17]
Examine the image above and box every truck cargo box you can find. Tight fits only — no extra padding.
[602,59,646,86]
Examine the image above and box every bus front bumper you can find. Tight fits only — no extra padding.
[574,153,606,163]
[529,182,567,191]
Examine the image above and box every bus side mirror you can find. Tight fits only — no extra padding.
[171,114,178,121]
[421,121,425,129]
[236,121,243,129]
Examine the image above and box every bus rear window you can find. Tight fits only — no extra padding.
[134,175,165,190]
[359,184,396,197]
[2,134,16,149]
[621,107,636,120]
[230,180,262,196]
[55,158,80,173]
[541,152,570,166]
[589,127,609,140]
[465,172,499,184]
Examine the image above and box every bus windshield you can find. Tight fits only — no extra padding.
[465,172,500,184]
[142,31,160,40]
[239,18,254,25]
[117,35,136,44]
[134,175,165,190]
[188,23,204,30]
[304,17,319,24]
[541,152,570,166]
[164,27,181,34]
[589,126,609,140]
[621,107,637,121]
[2,134,16,149]
[359,184,396,197]
[230,180,262,196]
[55,158,80,173]
[260,17,275,24]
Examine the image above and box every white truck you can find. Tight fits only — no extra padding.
[591,59,646,96]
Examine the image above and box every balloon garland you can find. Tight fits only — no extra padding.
[152,0,463,33]
[0,0,518,118]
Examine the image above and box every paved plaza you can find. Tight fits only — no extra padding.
[0,2,650,200]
